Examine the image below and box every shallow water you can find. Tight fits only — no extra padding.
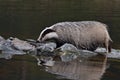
[0,47,120,80]
[0,0,120,80]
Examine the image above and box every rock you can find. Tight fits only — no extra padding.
[1,39,26,55]
[95,47,107,53]
[56,43,79,53]
[10,38,35,51]
[26,39,41,46]
[36,42,57,56]
[107,49,120,59]
[54,43,79,62]
[79,50,98,58]
[0,36,5,50]
[54,43,101,62]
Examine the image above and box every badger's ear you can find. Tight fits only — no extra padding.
[37,28,56,41]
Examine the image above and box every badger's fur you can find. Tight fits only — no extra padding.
[38,21,112,53]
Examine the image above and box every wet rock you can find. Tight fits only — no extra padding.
[55,43,79,54]
[10,38,35,51]
[26,39,37,43]
[1,39,26,55]
[54,43,80,62]
[79,50,98,58]
[0,37,26,59]
[95,47,107,53]
[26,39,40,46]
[54,43,102,62]
[0,36,5,50]
[36,42,57,56]
[37,42,57,52]
[28,41,57,66]
[107,49,120,59]
[1,35,120,62]
[0,36,5,41]
[95,48,120,59]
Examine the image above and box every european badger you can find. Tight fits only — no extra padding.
[38,21,112,53]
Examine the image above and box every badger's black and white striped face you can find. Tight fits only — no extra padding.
[37,28,59,42]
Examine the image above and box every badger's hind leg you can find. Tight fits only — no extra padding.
[108,40,112,52]
[105,39,112,53]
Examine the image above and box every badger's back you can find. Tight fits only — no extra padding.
[38,21,112,52]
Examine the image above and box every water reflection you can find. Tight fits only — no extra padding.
[0,55,57,80]
[46,55,107,80]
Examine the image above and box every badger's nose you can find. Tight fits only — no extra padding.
[36,40,40,43]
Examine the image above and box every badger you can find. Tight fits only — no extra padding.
[37,21,112,53]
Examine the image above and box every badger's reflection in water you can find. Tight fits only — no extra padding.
[45,54,107,80]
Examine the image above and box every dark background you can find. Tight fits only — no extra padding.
[0,0,120,49]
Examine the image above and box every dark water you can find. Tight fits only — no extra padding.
[0,0,120,80]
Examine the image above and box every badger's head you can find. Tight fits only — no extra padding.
[37,27,59,43]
